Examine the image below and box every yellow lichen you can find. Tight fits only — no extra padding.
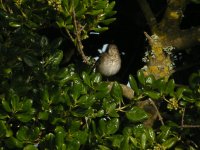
[169,11,180,19]
[142,33,174,80]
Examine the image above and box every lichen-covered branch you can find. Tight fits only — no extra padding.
[137,0,200,51]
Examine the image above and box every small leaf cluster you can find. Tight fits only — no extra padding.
[55,0,116,39]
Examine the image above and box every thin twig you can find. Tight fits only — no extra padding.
[180,108,200,128]
[148,98,164,125]
[72,7,89,64]
[181,108,185,126]
[65,27,75,43]
[180,125,200,128]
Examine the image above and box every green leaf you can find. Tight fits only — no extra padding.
[55,131,66,149]
[16,113,33,122]
[98,118,106,135]
[87,9,103,15]
[95,82,109,91]
[91,72,102,83]
[126,107,148,122]
[38,111,49,120]
[9,22,21,28]
[110,135,124,148]
[23,55,38,67]
[2,99,12,112]
[92,27,108,32]
[10,93,20,112]
[165,79,175,95]
[50,37,63,49]
[78,95,96,108]
[82,71,91,86]
[104,101,116,115]
[24,144,38,150]
[5,137,23,149]
[130,136,138,147]
[39,133,55,149]
[140,133,147,149]
[121,137,131,150]
[0,121,13,138]
[71,130,88,144]
[152,78,166,93]
[111,82,123,103]
[122,127,133,136]
[157,126,171,143]
[16,126,29,141]
[175,87,188,100]
[106,118,119,135]
[137,70,145,85]
[47,50,63,67]
[70,81,86,101]
[22,99,33,112]
[129,75,139,95]
[146,127,155,143]
[100,18,116,25]
[98,145,111,150]
[144,91,161,100]
[133,124,145,138]
[40,36,48,48]
[162,137,179,149]
[66,139,80,150]
[96,109,105,117]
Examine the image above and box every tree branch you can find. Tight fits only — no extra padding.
[138,0,200,51]
[136,0,157,32]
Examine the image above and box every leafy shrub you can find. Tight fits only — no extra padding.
[0,1,200,149]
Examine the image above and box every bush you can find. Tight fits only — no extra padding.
[0,1,200,149]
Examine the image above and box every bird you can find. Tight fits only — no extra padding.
[96,44,121,77]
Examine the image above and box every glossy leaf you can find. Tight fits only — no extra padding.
[81,71,91,86]
[47,50,63,67]
[111,82,123,103]
[140,133,147,149]
[157,126,171,143]
[5,137,23,149]
[55,131,66,149]
[162,137,179,149]
[77,94,96,108]
[129,75,139,95]
[23,55,38,67]
[165,79,175,95]
[16,113,33,122]
[38,111,49,120]
[137,70,145,85]
[146,127,155,143]
[126,107,148,122]
[144,91,161,100]
[0,121,13,138]
[2,99,12,112]
[98,118,106,135]
[110,135,124,148]
[98,145,111,150]
[106,118,119,135]
[24,144,38,150]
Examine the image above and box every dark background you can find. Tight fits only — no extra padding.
[77,0,200,84]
